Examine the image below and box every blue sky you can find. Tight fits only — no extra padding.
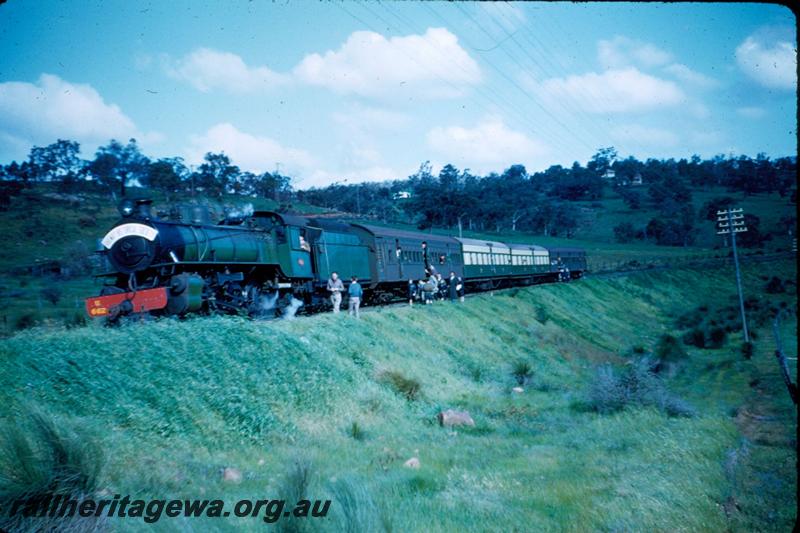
[0,1,796,187]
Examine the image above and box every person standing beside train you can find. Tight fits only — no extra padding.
[348,275,363,318]
[448,271,459,302]
[327,272,344,313]
[407,278,417,306]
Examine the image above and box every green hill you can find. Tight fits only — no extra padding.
[1,259,795,531]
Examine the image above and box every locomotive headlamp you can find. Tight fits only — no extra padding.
[119,199,135,217]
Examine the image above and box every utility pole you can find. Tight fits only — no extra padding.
[716,208,749,342]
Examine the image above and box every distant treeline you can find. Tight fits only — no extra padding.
[0,140,796,246]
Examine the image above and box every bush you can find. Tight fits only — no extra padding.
[741,341,755,360]
[654,334,687,364]
[707,327,727,348]
[348,421,365,441]
[511,360,533,386]
[613,222,638,243]
[765,276,785,294]
[586,360,695,417]
[380,370,421,401]
[586,365,625,414]
[534,306,549,324]
[683,328,705,348]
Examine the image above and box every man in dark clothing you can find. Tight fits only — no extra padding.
[448,272,458,302]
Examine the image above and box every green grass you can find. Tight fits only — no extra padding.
[0,259,795,531]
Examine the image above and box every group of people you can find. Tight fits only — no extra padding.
[324,269,465,318]
[407,270,464,305]
[326,272,363,318]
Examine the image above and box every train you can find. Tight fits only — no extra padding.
[84,198,587,319]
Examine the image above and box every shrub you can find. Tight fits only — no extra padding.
[707,327,727,349]
[40,286,62,306]
[348,421,365,441]
[741,341,755,360]
[380,370,421,401]
[511,360,533,386]
[613,222,638,243]
[654,334,687,364]
[586,360,695,418]
[683,328,705,348]
[631,345,646,355]
[586,365,626,414]
[765,276,785,294]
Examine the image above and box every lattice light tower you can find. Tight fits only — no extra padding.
[716,208,749,342]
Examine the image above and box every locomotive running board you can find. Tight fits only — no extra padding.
[85,287,168,318]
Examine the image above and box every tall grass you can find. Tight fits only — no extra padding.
[0,408,103,532]
[0,261,795,532]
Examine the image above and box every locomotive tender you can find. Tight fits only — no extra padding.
[85,199,586,318]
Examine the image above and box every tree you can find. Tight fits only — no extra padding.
[28,139,82,182]
[699,196,734,221]
[148,157,187,199]
[196,152,240,197]
[85,139,150,197]
[737,214,767,248]
[588,147,617,177]
[618,188,641,210]
[613,222,638,243]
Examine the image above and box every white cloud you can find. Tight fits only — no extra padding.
[426,117,548,172]
[610,124,679,147]
[186,123,313,174]
[0,74,158,159]
[663,63,718,88]
[735,33,797,90]
[293,27,481,98]
[535,68,685,113]
[598,36,673,70]
[166,48,288,93]
[737,106,767,119]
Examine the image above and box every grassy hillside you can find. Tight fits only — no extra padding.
[0,260,795,531]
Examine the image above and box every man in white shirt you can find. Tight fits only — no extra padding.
[327,272,344,313]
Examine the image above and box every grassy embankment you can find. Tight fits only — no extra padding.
[0,259,795,531]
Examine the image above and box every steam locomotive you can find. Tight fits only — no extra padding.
[85,199,586,318]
